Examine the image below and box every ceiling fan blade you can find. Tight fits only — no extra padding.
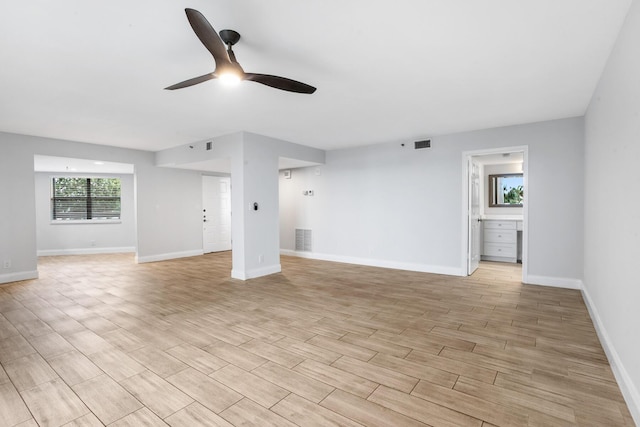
[185,8,230,65]
[165,73,216,90]
[244,73,316,94]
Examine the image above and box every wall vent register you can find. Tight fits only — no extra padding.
[414,139,431,149]
[295,229,312,252]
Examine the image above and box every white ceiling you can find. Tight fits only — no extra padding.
[0,1,631,153]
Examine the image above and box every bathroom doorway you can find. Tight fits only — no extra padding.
[462,146,528,283]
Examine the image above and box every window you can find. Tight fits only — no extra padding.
[488,173,523,207]
[52,177,121,221]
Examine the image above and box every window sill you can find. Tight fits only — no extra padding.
[50,220,122,225]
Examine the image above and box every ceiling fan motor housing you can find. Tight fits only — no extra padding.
[219,29,241,46]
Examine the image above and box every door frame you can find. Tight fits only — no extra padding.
[460,146,529,283]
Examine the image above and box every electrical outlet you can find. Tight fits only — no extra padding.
[90,240,96,247]
[258,254,264,264]
[3,260,11,269]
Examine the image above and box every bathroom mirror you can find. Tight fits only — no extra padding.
[489,173,523,207]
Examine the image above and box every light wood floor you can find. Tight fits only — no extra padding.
[0,254,634,426]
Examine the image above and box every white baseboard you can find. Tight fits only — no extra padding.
[280,250,464,276]
[136,249,204,264]
[0,270,39,285]
[281,251,586,290]
[582,286,640,425]
[524,274,583,290]
[38,247,136,257]
[232,264,282,281]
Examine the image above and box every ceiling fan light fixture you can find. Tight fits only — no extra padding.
[166,9,316,94]
[218,71,242,86]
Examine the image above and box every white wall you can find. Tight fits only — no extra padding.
[0,132,206,284]
[0,138,38,283]
[280,117,584,282]
[34,173,136,255]
[482,163,524,217]
[134,162,203,263]
[584,0,640,422]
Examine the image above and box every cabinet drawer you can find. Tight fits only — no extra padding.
[483,242,516,258]
[483,220,516,230]
[484,229,516,243]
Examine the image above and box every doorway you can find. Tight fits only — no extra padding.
[202,175,232,253]
[462,147,528,283]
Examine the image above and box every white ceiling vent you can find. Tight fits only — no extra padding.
[295,229,312,252]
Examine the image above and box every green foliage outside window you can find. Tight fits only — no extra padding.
[503,185,523,204]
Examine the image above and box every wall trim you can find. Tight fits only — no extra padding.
[281,249,464,277]
[0,270,39,285]
[524,275,583,290]
[136,249,203,264]
[231,264,282,281]
[38,247,136,257]
[581,285,640,425]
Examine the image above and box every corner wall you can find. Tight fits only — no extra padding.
[584,0,640,422]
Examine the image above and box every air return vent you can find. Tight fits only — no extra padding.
[295,229,312,252]
[414,139,431,149]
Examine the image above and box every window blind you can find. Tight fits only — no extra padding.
[52,177,121,220]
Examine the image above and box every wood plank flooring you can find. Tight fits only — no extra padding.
[0,254,634,426]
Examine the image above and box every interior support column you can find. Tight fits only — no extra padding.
[230,135,281,280]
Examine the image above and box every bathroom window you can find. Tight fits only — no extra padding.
[488,173,523,207]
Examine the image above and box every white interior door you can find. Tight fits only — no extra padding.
[202,176,232,253]
[468,159,481,274]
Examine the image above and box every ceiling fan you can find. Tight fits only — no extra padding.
[165,8,316,94]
